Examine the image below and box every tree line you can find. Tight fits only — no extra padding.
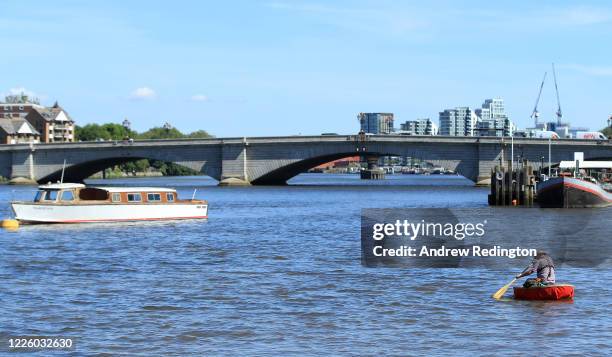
[75,123,213,177]
[75,123,212,141]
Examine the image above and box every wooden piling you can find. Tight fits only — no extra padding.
[488,161,536,207]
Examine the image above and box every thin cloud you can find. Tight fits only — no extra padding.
[264,2,429,36]
[265,2,612,38]
[129,87,156,100]
[3,87,37,98]
[559,64,612,77]
[466,5,612,29]
[191,94,209,102]
[558,7,612,26]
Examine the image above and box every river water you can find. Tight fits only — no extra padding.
[0,174,610,356]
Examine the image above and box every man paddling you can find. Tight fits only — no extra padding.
[515,251,556,288]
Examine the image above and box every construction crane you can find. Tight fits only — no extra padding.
[530,71,547,127]
[552,63,563,125]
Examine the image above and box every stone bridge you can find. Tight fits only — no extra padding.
[0,135,610,185]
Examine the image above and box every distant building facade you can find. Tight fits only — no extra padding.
[0,118,40,144]
[399,118,438,135]
[25,102,75,143]
[474,98,515,137]
[439,107,477,136]
[0,93,76,143]
[358,113,394,134]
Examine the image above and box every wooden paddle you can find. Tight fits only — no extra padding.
[492,278,517,300]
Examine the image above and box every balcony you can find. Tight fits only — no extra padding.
[51,124,73,130]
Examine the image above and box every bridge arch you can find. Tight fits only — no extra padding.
[37,156,211,184]
[252,152,360,185]
[249,149,477,185]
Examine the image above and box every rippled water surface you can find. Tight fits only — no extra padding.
[1,174,610,356]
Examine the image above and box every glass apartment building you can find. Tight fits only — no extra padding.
[474,98,515,137]
[399,118,438,135]
[358,113,394,134]
[438,107,477,136]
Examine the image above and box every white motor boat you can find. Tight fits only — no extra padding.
[11,183,208,223]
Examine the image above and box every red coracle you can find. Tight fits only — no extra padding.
[513,285,574,300]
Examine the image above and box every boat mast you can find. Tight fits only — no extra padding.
[531,71,547,128]
[60,159,66,184]
[552,63,563,126]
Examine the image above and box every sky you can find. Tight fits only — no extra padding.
[1,0,611,137]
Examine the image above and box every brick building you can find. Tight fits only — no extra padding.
[0,118,40,144]
[25,102,75,142]
[1,93,45,119]
[0,93,76,143]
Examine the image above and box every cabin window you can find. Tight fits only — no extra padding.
[60,190,75,201]
[44,190,58,201]
[34,191,44,202]
[111,193,121,202]
[127,193,142,202]
[166,193,175,202]
[147,193,161,202]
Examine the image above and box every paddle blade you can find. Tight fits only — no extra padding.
[492,278,516,300]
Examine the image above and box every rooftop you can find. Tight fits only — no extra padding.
[29,102,74,122]
[94,187,177,193]
[37,183,177,192]
[0,118,40,135]
[38,183,86,190]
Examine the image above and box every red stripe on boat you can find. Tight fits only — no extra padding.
[51,216,208,223]
[563,182,612,202]
[538,180,612,202]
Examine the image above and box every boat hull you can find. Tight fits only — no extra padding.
[11,202,208,223]
[537,177,612,208]
[513,285,574,300]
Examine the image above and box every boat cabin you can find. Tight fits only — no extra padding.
[558,160,612,185]
[33,183,183,204]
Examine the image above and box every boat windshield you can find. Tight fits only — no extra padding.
[34,190,44,202]
[60,190,75,201]
[43,190,59,201]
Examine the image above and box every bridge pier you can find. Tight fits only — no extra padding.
[360,155,385,180]
[475,176,491,187]
[218,177,251,186]
[219,138,252,186]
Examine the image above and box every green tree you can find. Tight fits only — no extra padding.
[75,124,110,141]
[75,123,136,141]
[601,126,612,138]
[186,130,213,139]
[137,127,186,140]
[120,159,150,175]
[101,123,137,140]
[149,160,198,176]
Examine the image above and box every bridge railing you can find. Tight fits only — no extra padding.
[0,134,609,151]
